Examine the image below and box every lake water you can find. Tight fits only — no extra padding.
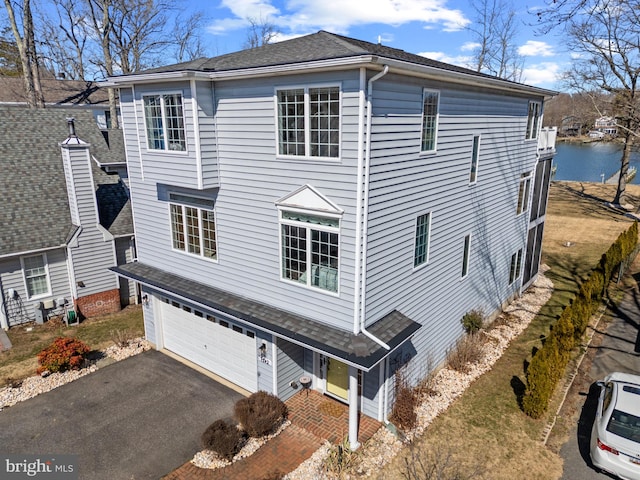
[553,141,640,184]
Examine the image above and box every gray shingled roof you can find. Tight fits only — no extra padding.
[112,262,421,370]
[134,30,517,85]
[0,106,132,256]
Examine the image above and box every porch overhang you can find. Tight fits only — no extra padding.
[111,262,421,371]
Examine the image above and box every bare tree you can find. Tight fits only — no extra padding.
[536,0,640,206]
[0,28,22,75]
[243,15,279,50]
[3,0,44,107]
[467,0,523,82]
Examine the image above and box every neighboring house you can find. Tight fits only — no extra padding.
[595,115,617,135]
[0,107,135,330]
[105,31,557,448]
[561,115,582,136]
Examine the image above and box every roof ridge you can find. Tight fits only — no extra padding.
[316,30,369,55]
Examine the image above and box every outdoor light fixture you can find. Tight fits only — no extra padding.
[142,294,149,306]
[259,342,267,359]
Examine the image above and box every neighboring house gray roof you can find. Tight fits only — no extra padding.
[127,31,553,95]
[0,106,132,256]
[112,262,421,370]
[0,76,109,105]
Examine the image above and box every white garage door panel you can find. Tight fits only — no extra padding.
[160,303,257,392]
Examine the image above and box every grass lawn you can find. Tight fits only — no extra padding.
[375,181,640,480]
[0,305,144,386]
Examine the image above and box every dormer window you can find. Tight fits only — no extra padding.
[143,93,186,152]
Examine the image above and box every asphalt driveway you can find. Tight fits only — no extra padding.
[0,350,243,479]
[559,268,640,479]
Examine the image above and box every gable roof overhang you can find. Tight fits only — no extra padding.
[111,261,421,372]
[101,55,556,99]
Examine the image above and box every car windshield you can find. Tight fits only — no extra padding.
[607,409,640,443]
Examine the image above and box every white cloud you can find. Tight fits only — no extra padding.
[518,40,555,57]
[461,41,480,52]
[521,62,561,87]
[208,0,470,35]
[417,51,473,68]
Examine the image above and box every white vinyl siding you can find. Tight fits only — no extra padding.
[420,89,439,152]
[413,212,431,268]
[143,93,186,151]
[277,86,340,158]
[21,254,50,298]
[280,211,339,293]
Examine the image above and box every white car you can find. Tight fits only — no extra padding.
[590,372,640,480]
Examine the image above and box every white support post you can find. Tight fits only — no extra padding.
[348,365,360,450]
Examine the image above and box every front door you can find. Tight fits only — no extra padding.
[326,357,349,400]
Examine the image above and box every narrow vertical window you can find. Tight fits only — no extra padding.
[509,249,523,284]
[517,172,532,215]
[414,213,431,267]
[469,135,480,183]
[526,101,541,140]
[309,87,340,157]
[421,90,439,152]
[277,89,305,156]
[462,234,471,278]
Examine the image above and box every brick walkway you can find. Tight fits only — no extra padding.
[164,390,382,479]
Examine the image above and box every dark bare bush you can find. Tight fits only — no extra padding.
[201,419,245,461]
[234,391,288,437]
[110,328,135,348]
[402,443,485,480]
[389,366,418,432]
[446,334,486,374]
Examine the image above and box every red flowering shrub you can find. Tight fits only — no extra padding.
[36,337,90,374]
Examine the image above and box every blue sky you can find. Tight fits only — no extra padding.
[190,0,567,91]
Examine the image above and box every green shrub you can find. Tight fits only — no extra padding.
[36,337,90,374]
[234,391,288,438]
[552,309,575,353]
[201,419,245,461]
[461,309,484,334]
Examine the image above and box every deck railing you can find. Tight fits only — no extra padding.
[538,126,557,156]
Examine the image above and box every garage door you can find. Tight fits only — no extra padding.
[159,300,258,392]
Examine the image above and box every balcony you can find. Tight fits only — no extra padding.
[538,126,557,158]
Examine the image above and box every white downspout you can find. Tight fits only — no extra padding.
[359,65,390,350]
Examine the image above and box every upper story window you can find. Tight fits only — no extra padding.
[516,172,532,215]
[462,234,471,278]
[277,86,340,158]
[414,212,432,268]
[421,89,440,153]
[525,101,541,140]
[22,253,51,298]
[280,211,339,293]
[170,200,217,260]
[143,93,186,152]
[469,135,480,183]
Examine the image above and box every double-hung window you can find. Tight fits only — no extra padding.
[421,89,440,152]
[280,211,339,293]
[277,86,340,158]
[143,93,186,151]
[22,254,50,298]
[525,101,541,140]
[509,249,523,284]
[414,212,431,267]
[469,135,480,183]
[170,200,217,260]
[516,172,532,215]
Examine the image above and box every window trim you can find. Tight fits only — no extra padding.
[274,83,342,160]
[461,233,471,279]
[469,134,481,184]
[516,172,533,216]
[420,88,440,154]
[141,91,188,154]
[278,207,341,295]
[509,249,523,285]
[21,253,52,300]
[413,211,432,269]
[525,101,541,140]
[169,202,218,261]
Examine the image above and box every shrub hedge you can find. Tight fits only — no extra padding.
[234,391,288,438]
[523,221,638,418]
